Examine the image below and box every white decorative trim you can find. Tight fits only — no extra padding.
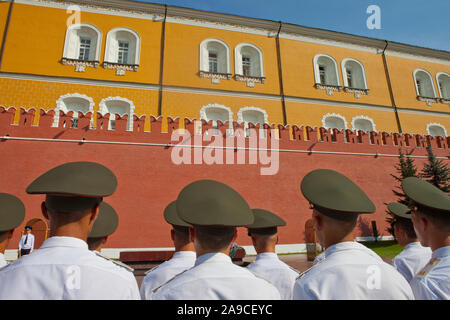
[321,113,348,129]
[62,23,102,68]
[413,69,438,105]
[199,38,231,78]
[426,123,447,137]
[53,93,95,127]
[351,115,376,132]
[237,106,269,124]
[341,58,369,98]
[234,42,265,83]
[104,27,141,74]
[313,53,341,87]
[436,72,450,102]
[98,96,135,131]
[199,104,233,133]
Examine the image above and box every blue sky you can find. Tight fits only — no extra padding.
[135,0,450,52]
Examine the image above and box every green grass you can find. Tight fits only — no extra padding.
[359,240,404,258]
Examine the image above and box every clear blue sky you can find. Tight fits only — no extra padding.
[135,0,450,52]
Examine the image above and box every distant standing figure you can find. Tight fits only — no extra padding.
[388,202,432,283]
[18,226,35,257]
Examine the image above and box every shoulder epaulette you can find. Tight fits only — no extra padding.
[151,269,190,294]
[144,264,160,275]
[94,251,135,273]
[296,258,324,280]
[416,257,441,278]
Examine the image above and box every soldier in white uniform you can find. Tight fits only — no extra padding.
[293,169,414,300]
[152,180,281,300]
[0,161,140,300]
[246,208,299,300]
[0,193,25,268]
[401,177,450,300]
[141,200,196,300]
[387,202,432,283]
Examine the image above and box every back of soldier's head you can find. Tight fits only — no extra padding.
[194,226,237,251]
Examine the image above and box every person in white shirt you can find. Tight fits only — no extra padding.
[387,202,432,283]
[401,177,450,300]
[152,180,281,300]
[0,161,140,300]
[0,193,26,268]
[293,169,414,300]
[246,208,299,300]
[18,226,35,257]
[140,200,196,300]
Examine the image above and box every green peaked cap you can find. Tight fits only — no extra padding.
[176,180,253,227]
[88,202,119,238]
[164,200,192,228]
[247,209,286,229]
[26,161,117,197]
[401,177,450,213]
[0,193,25,231]
[300,169,376,214]
[387,202,411,219]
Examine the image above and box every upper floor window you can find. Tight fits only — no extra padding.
[436,72,450,102]
[104,28,140,75]
[341,58,369,98]
[53,94,95,128]
[413,69,438,105]
[99,97,135,131]
[427,123,447,137]
[199,39,231,83]
[62,23,101,72]
[313,54,341,95]
[235,43,265,87]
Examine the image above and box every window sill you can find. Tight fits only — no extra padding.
[315,83,342,95]
[439,98,450,105]
[199,71,232,84]
[343,87,370,98]
[235,74,266,87]
[103,62,139,75]
[61,58,99,72]
[417,96,439,106]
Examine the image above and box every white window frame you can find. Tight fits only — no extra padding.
[98,97,135,131]
[234,43,265,78]
[321,113,348,130]
[341,58,368,89]
[436,72,450,100]
[104,27,141,65]
[237,106,268,138]
[199,38,231,74]
[313,54,341,87]
[63,23,102,62]
[413,69,437,98]
[351,116,376,132]
[426,123,447,137]
[53,93,95,128]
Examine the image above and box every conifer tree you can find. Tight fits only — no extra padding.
[420,145,450,193]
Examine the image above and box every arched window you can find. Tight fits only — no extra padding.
[235,43,265,87]
[414,69,437,105]
[54,93,95,128]
[313,54,341,95]
[351,116,376,132]
[342,58,369,98]
[199,39,231,83]
[62,23,102,72]
[427,123,447,137]
[99,97,135,131]
[322,113,347,130]
[436,72,450,101]
[104,28,140,75]
[237,107,268,137]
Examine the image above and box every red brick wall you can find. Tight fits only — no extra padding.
[1,107,448,249]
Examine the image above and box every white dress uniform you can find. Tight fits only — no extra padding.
[293,241,414,300]
[0,236,140,300]
[247,252,299,300]
[409,246,450,300]
[392,242,432,283]
[18,233,35,252]
[0,253,7,268]
[152,252,281,300]
[140,250,196,300]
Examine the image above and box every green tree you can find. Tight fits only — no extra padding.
[420,145,450,193]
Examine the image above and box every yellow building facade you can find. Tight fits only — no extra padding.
[0,0,449,136]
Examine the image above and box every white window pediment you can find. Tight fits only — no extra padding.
[235,43,265,87]
[314,54,341,95]
[322,113,347,130]
[199,39,231,83]
[237,107,268,137]
[53,93,95,128]
[427,123,447,137]
[104,28,140,75]
[436,72,450,103]
[99,97,135,131]
[351,116,375,132]
[62,23,102,72]
[414,69,438,105]
[342,58,369,98]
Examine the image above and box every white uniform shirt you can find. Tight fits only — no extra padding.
[0,253,6,269]
[410,246,450,300]
[392,242,432,283]
[152,252,281,300]
[140,251,196,300]
[18,233,35,251]
[0,236,140,300]
[247,252,299,300]
[293,241,414,300]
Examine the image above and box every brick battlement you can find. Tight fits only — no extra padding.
[0,107,448,158]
